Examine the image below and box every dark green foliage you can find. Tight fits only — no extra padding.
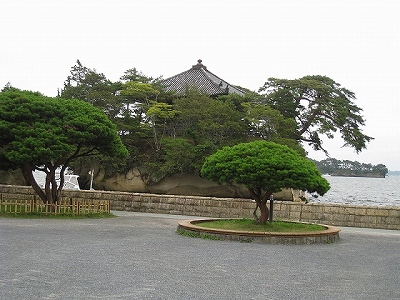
[120,67,154,84]
[158,138,216,175]
[260,75,373,153]
[201,140,329,195]
[1,91,128,164]
[201,141,330,223]
[172,91,248,146]
[60,60,123,119]
[0,90,128,203]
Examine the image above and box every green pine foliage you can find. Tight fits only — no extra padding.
[0,89,128,203]
[259,75,373,154]
[201,140,330,196]
[201,140,330,223]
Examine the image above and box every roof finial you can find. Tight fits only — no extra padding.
[192,59,206,70]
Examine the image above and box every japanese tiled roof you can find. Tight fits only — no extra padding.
[161,60,245,97]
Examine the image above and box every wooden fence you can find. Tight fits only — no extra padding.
[0,199,110,215]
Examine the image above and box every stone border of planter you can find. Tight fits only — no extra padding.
[177,219,341,244]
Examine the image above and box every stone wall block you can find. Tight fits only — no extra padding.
[242,201,256,209]
[302,204,324,214]
[353,207,367,216]
[301,205,313,213]
[366,208,389,217]
[275,209,290,219]
[323,205,340,214]
[288,211,301,220]
[285,203,302,212]
[365,215,377,225]
[388,209,400,217]
[321,213,343,223]
[386,217,400,225]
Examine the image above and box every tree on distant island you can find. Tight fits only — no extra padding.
[0,89,128,204]
[201,141,330,223]
[313,158,388,178]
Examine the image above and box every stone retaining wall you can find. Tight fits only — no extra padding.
[1,184,399,230]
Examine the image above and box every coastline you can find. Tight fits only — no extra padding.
[329,173,385,178]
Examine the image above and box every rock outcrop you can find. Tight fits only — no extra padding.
[93,168,304,201]
[0,168,304,201]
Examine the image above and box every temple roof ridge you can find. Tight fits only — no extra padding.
[161,59,245,97]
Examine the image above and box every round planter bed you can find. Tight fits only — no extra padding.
[177,219,340,244]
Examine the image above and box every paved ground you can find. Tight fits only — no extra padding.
[0,211,399,300]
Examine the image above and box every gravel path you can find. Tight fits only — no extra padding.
[1,211,399,299]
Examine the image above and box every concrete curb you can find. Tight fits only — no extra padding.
[177,218,341,244]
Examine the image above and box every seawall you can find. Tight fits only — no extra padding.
[1,184,399,230]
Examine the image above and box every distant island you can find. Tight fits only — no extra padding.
[312,158,388,178]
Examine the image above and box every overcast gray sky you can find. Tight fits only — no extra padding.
[1,0,399,170]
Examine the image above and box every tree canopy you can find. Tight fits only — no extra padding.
[259,75,373,154]
[0,90,128,203]
[201,141,330,223]
[60,60,123,119]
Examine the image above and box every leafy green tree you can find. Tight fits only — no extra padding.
[158,137,197,175]
[259,76,373,154]
[0,90,128,204]
[147,102,179,138]
[243,102,297,140]
[201,141,330,223]
[120,67,175,105]
[119,81,162,149]
[61,60,123,119]
[173,91,248,146]
[60,65,163,177]
[120,67,154,84]
[217,92,306,157]
[121,81,160,103]
[138,91,249,178]
[241,101,306,155]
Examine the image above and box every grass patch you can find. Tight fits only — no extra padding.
[196,219,326,232]
[176,229,222,240]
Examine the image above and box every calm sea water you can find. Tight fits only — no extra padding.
[308,175,400,207]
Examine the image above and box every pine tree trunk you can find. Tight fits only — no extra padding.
[258,201,270,224]
[249,188,272,224]
[23,165,47,203]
